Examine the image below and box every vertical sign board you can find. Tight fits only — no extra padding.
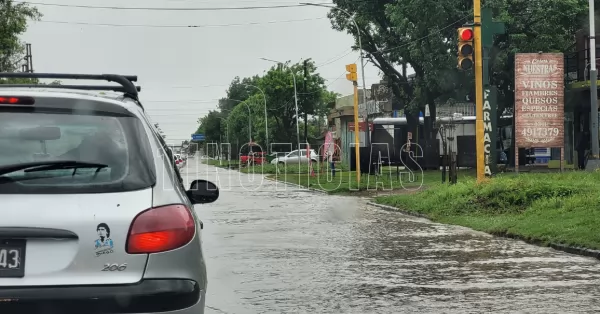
[514,53,564,172]
[482,87,495,176]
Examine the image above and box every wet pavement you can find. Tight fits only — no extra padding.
[183,160,600,314]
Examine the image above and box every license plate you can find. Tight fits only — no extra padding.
[0,240,25,278]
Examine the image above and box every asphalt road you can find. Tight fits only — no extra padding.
[182,160,600,314]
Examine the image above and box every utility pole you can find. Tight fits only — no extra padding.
[587,0,599,168]
[23,43,33,73]
[303,59,309,142]
[473,0,485,182]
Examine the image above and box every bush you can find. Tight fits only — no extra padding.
[375,171,600,249]
[376,172,599,216]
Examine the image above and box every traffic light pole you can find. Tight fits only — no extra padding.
[346,64,361,185]
[474,0,485,182]
[353,80,361,185]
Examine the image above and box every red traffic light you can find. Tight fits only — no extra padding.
[459,28,473,41]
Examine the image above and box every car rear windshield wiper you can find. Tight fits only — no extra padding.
[0,160,108,176]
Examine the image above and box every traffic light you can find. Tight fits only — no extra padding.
[457,27,474,70]
[345,63,357,82]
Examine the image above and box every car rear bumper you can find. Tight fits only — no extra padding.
[0,279,203,314]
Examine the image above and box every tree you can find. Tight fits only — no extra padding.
[328,0,471,138]
[327,0,588,138]
[0,1,41,73]
[257,60,329,145]
[488,0,588,115]
[218,76,261,112]
[195,61,337,149]
[195,110,223,143]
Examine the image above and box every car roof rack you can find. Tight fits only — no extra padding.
[0,73,141,100]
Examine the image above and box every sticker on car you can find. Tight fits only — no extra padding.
[94,223,114,257]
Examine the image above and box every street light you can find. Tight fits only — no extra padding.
[239,84,269,153]
[300,2,370,146]
[260,57,301,150]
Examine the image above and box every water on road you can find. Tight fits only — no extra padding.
[182,161,600,314]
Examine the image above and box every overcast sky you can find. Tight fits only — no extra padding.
[22,0,384,144]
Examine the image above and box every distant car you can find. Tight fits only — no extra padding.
[271,149,319,165]
[174,154,185,167]
[239,143,266,165]
[0,72,218,314]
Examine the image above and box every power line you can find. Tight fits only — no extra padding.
[18,1,328,11]
[315,49,354,68]
[37,16,327,28]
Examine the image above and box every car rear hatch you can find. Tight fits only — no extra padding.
[0,93,156,287]
[0,190,152,286]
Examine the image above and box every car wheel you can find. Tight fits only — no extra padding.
[278,161,284,165]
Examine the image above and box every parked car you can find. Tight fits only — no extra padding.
[271,149,319,165]
[239,142,266,165]
[0,72,218,314]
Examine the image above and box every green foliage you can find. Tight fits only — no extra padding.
[328,0,588,126]
[488,0,588,113]
[377,172,594,214]
[0,1,41,72]
[197,60,335,148]
[375,171,600,249]
[218,76,261,112]
[196,110,224,143]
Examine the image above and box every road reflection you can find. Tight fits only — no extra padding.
[184,161,600,314]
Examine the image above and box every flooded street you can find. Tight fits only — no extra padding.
[184,161,600,313]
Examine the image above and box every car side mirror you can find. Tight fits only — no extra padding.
[187,179,219,204]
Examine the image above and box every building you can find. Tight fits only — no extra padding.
[327,89,370,162]
[326,81,476,164]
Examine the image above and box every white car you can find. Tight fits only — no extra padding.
[271,149,319,165]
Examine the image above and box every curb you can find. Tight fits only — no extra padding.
[366,202,430,219]
[366,202,600,261]
[264,176,329,194]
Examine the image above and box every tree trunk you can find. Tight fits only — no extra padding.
[406,113,419,143]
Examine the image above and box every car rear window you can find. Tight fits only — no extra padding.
[0,102,156,194]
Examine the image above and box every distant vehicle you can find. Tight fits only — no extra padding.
[239,142,266,165]
[0,72,218,314]
[174,153,187,168]
[271,149,319,165]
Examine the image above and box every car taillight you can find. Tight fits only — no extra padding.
[126,204,196,254]
[0,96,34,105]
